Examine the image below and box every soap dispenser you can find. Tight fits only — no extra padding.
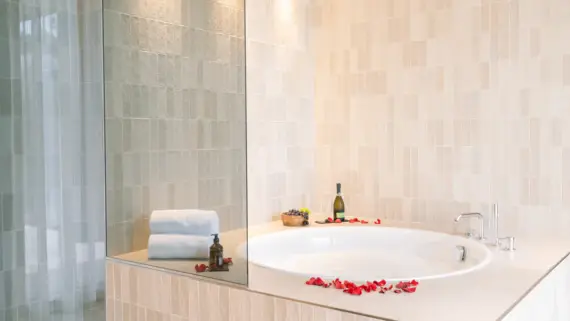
[209,234,228,271]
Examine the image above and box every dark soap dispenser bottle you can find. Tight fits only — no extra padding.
[209,234,224,268]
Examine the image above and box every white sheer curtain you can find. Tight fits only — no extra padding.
[1,0,105,319]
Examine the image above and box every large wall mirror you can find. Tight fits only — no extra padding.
[103,0,247,285]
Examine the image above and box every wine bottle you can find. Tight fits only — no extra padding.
[333,183,345,221]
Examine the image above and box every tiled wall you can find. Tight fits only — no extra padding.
[310,0,570,240]
[246,0,316,225]
[103,0,247,256]
[106,260,381,321]
[1,0,106,320]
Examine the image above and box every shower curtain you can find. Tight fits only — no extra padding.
[0,0,105,319]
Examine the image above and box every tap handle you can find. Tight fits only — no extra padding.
[498,236,516,251]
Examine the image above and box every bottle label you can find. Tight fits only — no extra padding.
[336,212,345,219]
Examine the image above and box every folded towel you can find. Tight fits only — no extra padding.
[149,209,219,236]
[147,234,213,259]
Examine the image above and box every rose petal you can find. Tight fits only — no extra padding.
[403,287,417,293]
[194,264,207,272]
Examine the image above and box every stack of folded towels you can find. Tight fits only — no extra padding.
[147,209,220,260]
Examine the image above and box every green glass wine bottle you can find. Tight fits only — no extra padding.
[333,183,345,222]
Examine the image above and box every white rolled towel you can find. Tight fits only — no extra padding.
[147,234,213,259]
[149,209,219,236]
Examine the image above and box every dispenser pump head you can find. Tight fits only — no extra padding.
[211,234,219,244]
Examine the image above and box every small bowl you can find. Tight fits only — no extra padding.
[281,213,306,227]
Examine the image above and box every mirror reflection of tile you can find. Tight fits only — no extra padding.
[103,0,248,285]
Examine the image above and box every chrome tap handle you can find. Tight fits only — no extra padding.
[492,204,500,246]
[498,236,516,251]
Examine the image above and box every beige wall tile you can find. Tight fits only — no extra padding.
[246,0,316,225]
[299,303,314,321]
[106,263,115,300]
[249,292,275,321]
[107,299,115,321]
[310,0,570,240]
[122,302,131,321]
[228,288,251,321]
[113,264,122,301]
[121,265,131,304]
[114,299,123,321]
[137,305,147,321]
[186,279,201,321]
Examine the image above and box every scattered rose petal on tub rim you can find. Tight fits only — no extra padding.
[304,277,419,295]
[194,264,207,272]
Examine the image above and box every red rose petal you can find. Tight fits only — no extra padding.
[394,289,402,294]
[361,220,368,224]
[194,264,207,272]
[360,285,371,292]
[410,280,419,286]
[403,287,417,293]
[335,219,342,223]
[305,277,316,285]
[327,217,333,222]
[223,257,233,264]
[343,289,359,295]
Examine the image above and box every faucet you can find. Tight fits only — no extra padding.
[492,204,499,246]
[454,212,485,240]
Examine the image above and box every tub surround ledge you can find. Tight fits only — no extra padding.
[110,217,570,321]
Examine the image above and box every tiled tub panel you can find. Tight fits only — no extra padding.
[106,260,383,321]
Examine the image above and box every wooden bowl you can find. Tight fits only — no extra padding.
[281,213,306,227]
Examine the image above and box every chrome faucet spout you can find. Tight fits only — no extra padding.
[454,212,483,222]
[454,212,485,240]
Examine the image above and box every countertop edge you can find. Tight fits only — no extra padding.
[496,251,570,320]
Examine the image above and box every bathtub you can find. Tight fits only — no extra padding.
[246,226,492,282]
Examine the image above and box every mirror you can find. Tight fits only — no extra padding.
[103,0,247,285]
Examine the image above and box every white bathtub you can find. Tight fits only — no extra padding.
[246,226,492,282]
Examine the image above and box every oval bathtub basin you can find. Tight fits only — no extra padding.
[247,226,492,282]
